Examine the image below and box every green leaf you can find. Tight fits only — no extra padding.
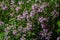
[57,21,60,27]
[0,32,4,40]
[56,29,60,34]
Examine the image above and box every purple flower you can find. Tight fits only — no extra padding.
[32,3,49,13]
[26,27,32,31]
[2,5,7,10]
[17,15,24,20]
[57,37,60,40]
[45,31,52,40]
[41,24,49,29]
[26,0,31,3]
[39,30,52,40]
[26,16,30,21]
[32,4,38,11]
[38,17,43,22]
[39,31,45,39]
[52,10,59,17]
[0,21,4,26]
[47,31,52,37]
[23,11,28,18]
[43,29,48,33]
[39,2,49,9]
[11,0,14,4]
[4,27,11,35]
[9,13,14,17]
[30,11,35,17]
[18,1,24,5]
[37,8,44,12]
[41,23,45,28]
[23,22,32,31]
[26,23,32,30]
[12,30,17,35]
[32,4,36,10]
[32,2,49,13]
[15,7,20,12]
[27,22,32,26]
[18,26,23,31]
[20,36,26,40]
[22,28,27,33]
[38,17,48,23]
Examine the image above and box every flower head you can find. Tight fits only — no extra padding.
[57,37,60,40]
[15,7,20,12]
[52,10,59,17]
[23,11,28,18]
[17,15,24,20]
[39,17,48,23]
[2,5,7,10]
[12,30,17,35]
[30,11,35,17]
[0,21,4,26]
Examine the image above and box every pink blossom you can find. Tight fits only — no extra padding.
[11,0,14,4]
[2,5,7,10]
[43,29,48,33]
[32,4,45,13]
[20,37,26,40]
[45,31,52,40]
[18,26,23,31]
[27,22,32,27]
[37,8,44,12]
[41,24,49,29]
[10,13,14,17]
[26,16,30,21]
[39,17,48,23]
[12,30,17,35]
[37,3,49,12]
[57,37,60,40]
[15,7,20,12]
[39,31,45,39]
[22,28,27,33]
[32,4,37,10]
[26,26,32,31]
[4,27,11,35]
[52,10,59,17]
[17,15,24,20]
[47,31,52,37]
[30,11,35,17]
[32,5,35,10]
[18,1,24,5]
[10,4,15,8]
[40,2,49,9]
[0,21,4,26]
[23,11,28,18]
[26,0,31,3]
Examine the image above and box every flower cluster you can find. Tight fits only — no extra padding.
[0,0,60,40]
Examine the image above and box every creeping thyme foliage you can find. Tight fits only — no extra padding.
[0,0,60,40]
